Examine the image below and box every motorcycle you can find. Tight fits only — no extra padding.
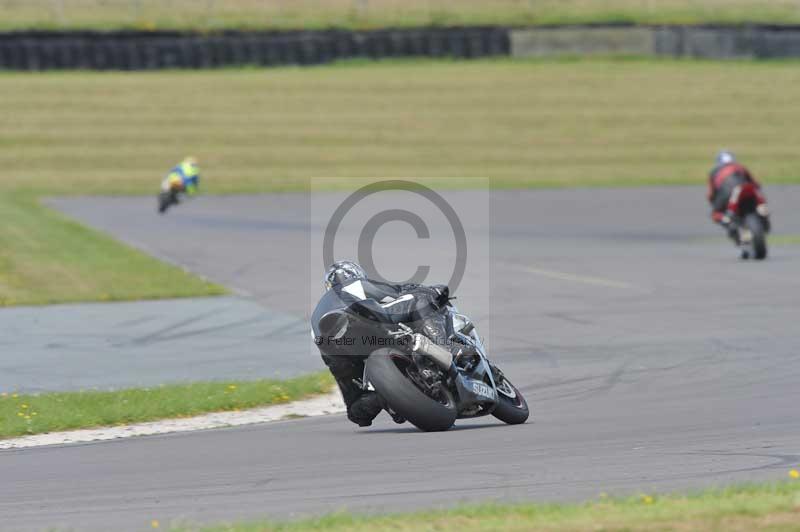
[727,182,770,260]
[312,287,529,432]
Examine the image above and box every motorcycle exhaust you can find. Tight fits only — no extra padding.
[411,333,453,370]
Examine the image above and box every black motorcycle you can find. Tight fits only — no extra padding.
[312,288,529,432]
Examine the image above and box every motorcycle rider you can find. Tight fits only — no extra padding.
[707,150,769,242]
[315,260,453,427]
[161,156,200,200]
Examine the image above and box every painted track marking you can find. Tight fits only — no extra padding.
[502,262,636,289]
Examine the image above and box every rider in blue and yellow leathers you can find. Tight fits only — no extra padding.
[162,157,200,197]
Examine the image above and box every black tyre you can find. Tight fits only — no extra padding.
[158,192,171,214]
[744,213,767,260]
[365,349,457,432]
[491,373,529,425]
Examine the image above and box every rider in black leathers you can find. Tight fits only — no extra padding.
[314,260,452,427]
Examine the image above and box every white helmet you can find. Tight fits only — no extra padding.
[716,150,736,166]
[324,260,367,290]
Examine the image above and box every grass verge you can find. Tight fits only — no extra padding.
[693,233,800,246]
[5,0,800,31]
[2,58,799,305]
[3,58,800,195]
[770,235,800,245]
[181,481,800,531]
[0,192,225,306]
[0,371,334,440]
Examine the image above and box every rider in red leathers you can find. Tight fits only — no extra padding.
[707,151,770,243]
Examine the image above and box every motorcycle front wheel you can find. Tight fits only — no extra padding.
[491,372,529,425]
[365,349,457,432]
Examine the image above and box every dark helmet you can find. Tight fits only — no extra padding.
[324,260,367,290]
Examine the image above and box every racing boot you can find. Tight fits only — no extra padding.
[720,214,740,246]
[347,391,383,427]
[322,354,381,427]
[728,226,740,246]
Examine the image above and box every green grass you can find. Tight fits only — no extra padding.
[3,58,800,195]
[4,0,800,31]
[693,233,800,246]
[770,235,800,245]
[0,192,225,306]
[177,481,800,531]
[2,58,799,305]
[0,371,334,439]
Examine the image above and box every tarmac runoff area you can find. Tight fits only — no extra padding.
[0,296,319,393]
[0,187,798,531]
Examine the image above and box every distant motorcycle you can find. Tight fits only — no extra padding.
[157,184,180,214]
[312,289,529,432]
[728,182,770,260]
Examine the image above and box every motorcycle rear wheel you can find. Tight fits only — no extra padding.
[365,349,457,432]
[742,213,767,260]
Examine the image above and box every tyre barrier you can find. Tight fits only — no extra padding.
[653,25,800,59]
[510,24,800,60]
[0,27,510,71]
[4,24,799,70]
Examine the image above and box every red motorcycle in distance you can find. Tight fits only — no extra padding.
[728,182,770,260]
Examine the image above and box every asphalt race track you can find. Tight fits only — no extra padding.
[2,187,799,531]
[0,297,318,393]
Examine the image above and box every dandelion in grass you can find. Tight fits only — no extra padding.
[790,469,800,479]
[640,494,654,504]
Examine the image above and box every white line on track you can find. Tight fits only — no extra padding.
[501,262,636,289]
